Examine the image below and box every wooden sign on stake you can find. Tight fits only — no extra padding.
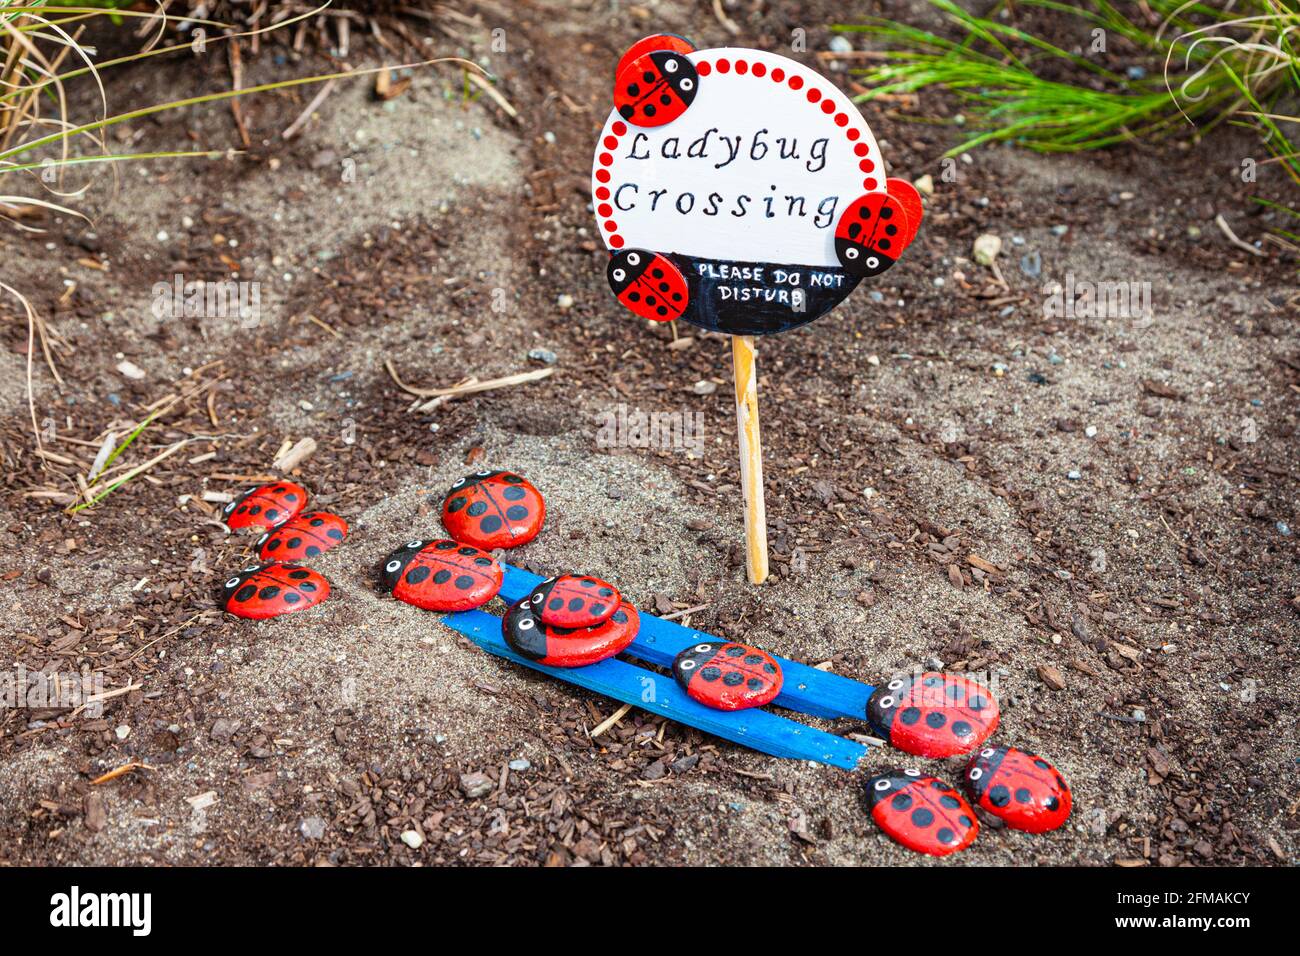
[593,36,922,584]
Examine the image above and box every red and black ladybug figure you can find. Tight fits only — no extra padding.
[607,249,689,322]
[963,745,1072,833]
[221,563,329,620]
[257,511,348,563]
[381,538,503,612]
[222,480,308,532]
[833,192,912,279]
[441,470,545,550]
[885,177,924,248]
[672,640,783,711]
[502,595,639,668]
[866,769,979,857]
[866,671,999,758]
[529,574,621,629]
[614,34,696,81]
[613,49,699,127]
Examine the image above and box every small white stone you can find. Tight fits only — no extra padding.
[1085,425,1098,438]
[556,293,575,310]
[973,233,1002,266]
[115,725,130,740]
[116,360,146,380]
[912,174,934,196]
[400,829,424,849]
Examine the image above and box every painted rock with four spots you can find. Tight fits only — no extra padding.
[221,563,329,620]
[963,745,1072,833]
[502,595,639,668]
[672,640,783,711]
[441,470,545,550]
[257,511,348,562]
[381,539,503,612]
[866,671,999,758]
[530,575,621,629]
[223,481,308,532]
[866,768,979,857]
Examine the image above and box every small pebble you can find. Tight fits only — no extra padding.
[400,830,424,849]
[1067,469,1082,481]
[828,35,853,53]
[115,725,131,740]
[528,348,557,365]
[556,293,574,310]
[508,758,531,772]
[693,380,717,395]
[300,817,327,840]
[1085,425,1098,438]
[1277,521,1292,536]
[972,233,1002,265]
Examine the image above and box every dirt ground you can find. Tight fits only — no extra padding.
[0,0,1296,867]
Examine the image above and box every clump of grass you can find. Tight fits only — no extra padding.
[837,0,1300,187]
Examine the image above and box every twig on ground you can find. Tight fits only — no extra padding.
[282,79,336,139]
[385,359,554,405]
[91,761,156,785]
[1215,214,1266,257]
[590,703,632,738]
[464,71,518,121]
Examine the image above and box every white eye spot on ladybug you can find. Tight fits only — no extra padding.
[533,593,545,604]
[626,252,641,266]
[243,565,259,572]
[385,560,402,573]
[452,478,465,487]
[680,78,694,91]
[969,767,983,781]
[612,268,626,281]
[223,501,236,513]
[694,643,712,653]
[866,256,880,269]
[904,768,920,777]
[224,576,241,588]
[981,748,995,757]
[878,696,894,708]
[406,540,422,548]
[873,779,891,791]
[845,248,859,260]
[680,659,696,671]
[518,618,535,631]
[257,533,268,545]
[476,470,491,477]
[664,59,678,73]
[887,679,904,690]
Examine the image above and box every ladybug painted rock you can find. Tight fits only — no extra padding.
[381,538,502,612]
[963,745,1072,833]
[885,177,924,250]
[529,574,621,629]
[866,671,999,758]
[866,769,979,857]
[672,640,783,711]
[221,563,329,620]
[613,49,698,127]
[502,595,639,668]
[833,192,912,279]
[441,470,545,550]
[257,511,348,563]
[222,480,308,531]
[614,34,696,81]
[607,249,689,322]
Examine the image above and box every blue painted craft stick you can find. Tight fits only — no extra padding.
[498,565,875,722]
[441,608,870,770]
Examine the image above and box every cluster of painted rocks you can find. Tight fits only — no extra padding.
[502,580,640,667]
[378,470,544,613]
[861,672,1072,856]
[219,481,348,620]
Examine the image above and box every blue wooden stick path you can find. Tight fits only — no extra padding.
[440,607,870,770]
[497,564,875,722]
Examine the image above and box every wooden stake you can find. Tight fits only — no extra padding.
[731,335,769,585]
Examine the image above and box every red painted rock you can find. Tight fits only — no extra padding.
[866,769,979,857]
[963,745,1072,833]
[441,470,545,550]
[257,511,348,562]
[672,640,782,711]
[221,563,328,620]
[502,595,639,668]
[530,575,621,629]
[381,539,502,612]
[866,671,999,758]
[834,191,912,279]
[222,481,308,531]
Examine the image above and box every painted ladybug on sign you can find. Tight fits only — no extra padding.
[833,193,912,279]
[222,481,308,531]
[502,595,639,668]
[885,177,924,249]
[866,671,999,758]
[963,745,1072,833]
[866,769,979,857]
[257,511,348,563]
[672,640,783,711]
[530,574,621,629]
[607,249,689,322]
[381,538,503,612]
[441,470,545,550]
[613,49,699,127]
[221,563,329,620]
[614,34,696,81]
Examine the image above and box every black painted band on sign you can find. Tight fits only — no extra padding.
[674,254,861,335]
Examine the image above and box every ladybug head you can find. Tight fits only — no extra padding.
[834,237,896,279]
[866,672,919,731]
[650,51,698,106]
[219,564,264,603]
[502,596,548,660]
[380,539,434,590]
[672,641,724,684]
[865,768,925,809]
[964,745,1010,798]
[607,249,654,295]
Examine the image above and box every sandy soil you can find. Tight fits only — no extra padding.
[0,0,1296,867]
